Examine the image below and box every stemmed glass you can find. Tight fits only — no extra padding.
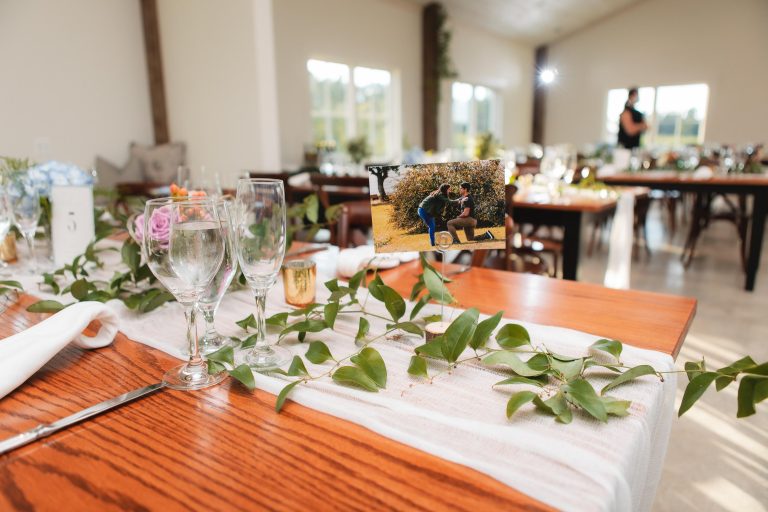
[7,178,41,273]
[142,197,226,390]
[0,190,12,275]
[197,197,238,355]
[235,178,290,370]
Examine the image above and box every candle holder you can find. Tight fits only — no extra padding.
[282,259,317,307]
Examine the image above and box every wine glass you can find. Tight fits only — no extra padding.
[142,197,226,390]
[197,197,238,354]
[7,178,41,273]
[0,190,12,275]
[235,178,290,370]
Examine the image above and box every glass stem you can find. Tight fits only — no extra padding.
[440,251,445,321]
[252,290,269,350]
[25,234,36,270]
[185,304,204,370]
[202,307,217,340]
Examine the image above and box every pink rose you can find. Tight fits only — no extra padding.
[133,206,171,247]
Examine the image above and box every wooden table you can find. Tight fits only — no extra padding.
[512,188,650,280]
[0,259,696,511]
[602,172,768,291]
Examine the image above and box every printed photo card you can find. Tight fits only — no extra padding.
[369,160,506,254]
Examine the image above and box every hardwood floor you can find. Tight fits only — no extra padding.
[579,202,768,512]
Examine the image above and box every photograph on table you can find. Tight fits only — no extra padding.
[369,160,506,253]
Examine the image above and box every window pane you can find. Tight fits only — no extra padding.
[307,59,350,145]
[354,66,391,157]
[331,117,347,148]
[452,82,473,151]
[475,86,494,135]
[654,84,708,146]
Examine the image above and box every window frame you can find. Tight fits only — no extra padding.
[450,81,503,156]
[603,82,709,148]
[307,59,399,161]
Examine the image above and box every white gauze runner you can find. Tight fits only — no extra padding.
[15,241,676,512]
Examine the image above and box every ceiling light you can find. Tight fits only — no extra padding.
[539,68,557,85]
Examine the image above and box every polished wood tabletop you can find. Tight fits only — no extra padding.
[0,256,696,511]
[513,186,649,213]
[602,170,768,187]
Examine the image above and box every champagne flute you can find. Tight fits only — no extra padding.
[197,197,238,354]
[7,178,41,273]
[142,197,226,390]
[235,178,290,370]
[0,190,12,275]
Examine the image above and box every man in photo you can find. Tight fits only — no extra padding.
[447,182,495,244]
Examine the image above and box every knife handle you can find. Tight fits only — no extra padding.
[0,424,54,455]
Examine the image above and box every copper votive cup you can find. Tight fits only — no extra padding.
[282,259,316,307]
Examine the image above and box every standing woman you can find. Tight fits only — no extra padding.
[418,183,452,246]
[618,87,648,149]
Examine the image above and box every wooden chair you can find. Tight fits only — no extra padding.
[332,200,373,249]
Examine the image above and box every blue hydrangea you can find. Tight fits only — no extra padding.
[23,161,94,196]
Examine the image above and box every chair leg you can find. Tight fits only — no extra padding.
[682,193,706,268]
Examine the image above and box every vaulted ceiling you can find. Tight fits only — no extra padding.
[404,0,645,45]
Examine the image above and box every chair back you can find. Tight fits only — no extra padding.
[334,200,373,249]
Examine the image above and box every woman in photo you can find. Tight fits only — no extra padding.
[417,183,453,246]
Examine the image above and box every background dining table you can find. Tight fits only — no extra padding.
[602,171,768,291]
[0,248,696,511]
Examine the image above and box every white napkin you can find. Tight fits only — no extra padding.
[596,163,617,178]
[613,148,632,170]
[0,301,119,400]
[693,165,714,179]
[336,245,418,278]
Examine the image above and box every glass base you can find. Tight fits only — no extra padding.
[163,362,226,391]
[245,345,291,372]
[199,331,234,355]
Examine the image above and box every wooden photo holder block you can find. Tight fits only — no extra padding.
[424,321,451,342]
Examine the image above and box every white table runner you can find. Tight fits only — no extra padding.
[13,241,676,512]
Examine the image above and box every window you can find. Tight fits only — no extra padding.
[307,59,395,159]
[603,83,709,147]
[451,82,500,155]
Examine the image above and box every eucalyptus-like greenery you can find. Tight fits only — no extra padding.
[227,255,766,422]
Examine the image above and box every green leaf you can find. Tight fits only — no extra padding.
[350,347,387,388]
[324,278,339,292]
[236,314,257,331]
[280,319,328,338]
[470,311,503,350]
[275,380,302,412]
[287,356,309,377]
[138,289,174,312]
[206,346,235,367]
[562,379,608,422]
[415,338,446,359]
[409,276,425,301]
[600,396,631,417]
[228,364,256,390]
[305,341,334,364]
[590,339,623,361]
[26,300,67,313]
[121,239,141,273]
[718,356,758,376]
[678,372,718,417]
[207,360,226,374]
[0,280,22,290]
[737,375,765,418]
[494,375,547,387]
[583,360,622,373]
[684,359,707,382]
[533,392,573,423]
[304,194,319,223]
[354,317,370,342]
[240,334,258,349]
[332,366,379,392]
[69,279,92,300]
[441,307,479,362]
[380,285,406,322]
[409,294,430,321]
[422,314,443,324]
[367,273,385,301]
[505,391,538,418]
[482,351,548,377]
[324,203,343,223]
[743,362,768,376]
[266,312,289,328]
[42,273,60,295]
[601,365,658,394]
[394,321,423,336]
[423,266,454,305]
[328,288,351,302]
[348,269,365,293]
[323,302,339,329]
[550,358,585,381]
[495,324,531,349]
[407,355,429,378]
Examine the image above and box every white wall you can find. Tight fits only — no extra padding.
[544,0,768,146]
[441,21,534,150]
[158,0,281,187]
[0,0,153,168]
[274,0,534,166]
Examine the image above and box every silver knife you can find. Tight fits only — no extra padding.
[0,382,165,455]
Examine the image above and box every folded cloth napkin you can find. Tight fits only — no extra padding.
[336,246,418,278]
[0,301,119,400]
[596,163,617,178]
[693,165,714,179]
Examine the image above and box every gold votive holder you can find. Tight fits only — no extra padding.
[0,234,17,263]
[424,321,451,342]
[282,259,317,307]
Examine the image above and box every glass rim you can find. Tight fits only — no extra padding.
[283,259,316,269]
[145,196,219,206]
[237,177,284,184]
